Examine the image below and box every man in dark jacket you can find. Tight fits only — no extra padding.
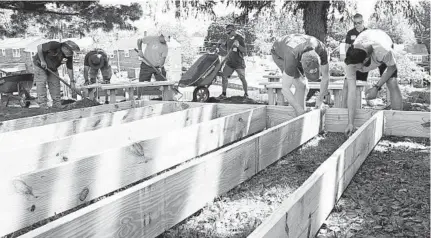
[32,40,80,108]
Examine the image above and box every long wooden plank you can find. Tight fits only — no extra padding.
[0,99,163,133]
[18,108,321,238]
[0,102,201,150]
[324,108,376,133]
[259,109,321,170]
[1,104,217,180]
[384,110,430,138]
[0,106,266,237]
[248,111,384,238]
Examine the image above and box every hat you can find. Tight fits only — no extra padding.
[63,40,80,52]
[301,50,320,81]
[88,54,104,69]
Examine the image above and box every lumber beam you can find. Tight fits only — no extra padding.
[1,104,217,181]
[0,99,162,133]
[384,110,430,138]
[0,102,201,150]
[18,109,321,238]
[248,111,384,238]
[324,108,376,133]
[0,106,266,236]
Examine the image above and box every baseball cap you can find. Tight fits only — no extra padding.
[301,50,320,81]
[89,54,104,69]
[63,40,80,52]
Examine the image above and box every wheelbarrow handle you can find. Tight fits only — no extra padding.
[44,67,84,97]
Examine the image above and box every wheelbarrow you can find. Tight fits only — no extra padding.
[0,73,35,108]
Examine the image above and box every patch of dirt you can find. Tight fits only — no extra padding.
[207,96,266,105]
[0,99,100,122]
[317,136,430,238]
[158,132,347,238]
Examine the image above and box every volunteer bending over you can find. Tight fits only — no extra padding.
[271,34,330,115]
[343,29,402,136]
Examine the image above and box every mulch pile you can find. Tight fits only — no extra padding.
[207,96,265,105]
[0,99,100,122]
[317,136,430,238]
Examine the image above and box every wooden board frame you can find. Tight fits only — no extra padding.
[0,105,267,236]
[248,111,384,238]
[0,99,163,133]
[1,103,429,238]
[0,102,203,150]
[324,108,430,138]
[16,109,322,238]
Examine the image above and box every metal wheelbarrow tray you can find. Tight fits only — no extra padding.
[0,73,34,108]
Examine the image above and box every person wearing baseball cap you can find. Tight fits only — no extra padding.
[271,34,330,116]
[343,29,402,136]
[83,49,112,85]
[32,40,80,108]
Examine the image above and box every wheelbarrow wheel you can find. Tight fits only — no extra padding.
[19,90,31,108]
[192,86,210,102]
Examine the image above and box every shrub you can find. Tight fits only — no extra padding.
[329,60,345,76]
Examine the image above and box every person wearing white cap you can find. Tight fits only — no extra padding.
[271,34,330,116]
[32,40,80,108]
[83,49,112,85]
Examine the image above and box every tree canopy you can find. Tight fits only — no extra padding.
[0,1,143,38]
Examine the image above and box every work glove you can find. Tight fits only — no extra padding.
[233,40,240,47]
[40,61,47,70]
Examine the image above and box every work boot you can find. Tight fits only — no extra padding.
[217,93,227,100]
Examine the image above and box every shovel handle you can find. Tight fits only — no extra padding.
[134,48,169,81]
[45,67,83,97]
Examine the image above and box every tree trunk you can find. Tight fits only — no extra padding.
[302,1,330,42]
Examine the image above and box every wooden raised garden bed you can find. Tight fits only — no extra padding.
[0,100,428,238]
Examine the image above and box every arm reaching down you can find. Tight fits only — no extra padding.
[316,63,330,108]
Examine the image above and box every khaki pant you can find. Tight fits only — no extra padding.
[34,66,61,108]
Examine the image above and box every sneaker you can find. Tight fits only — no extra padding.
[217,94,227,100]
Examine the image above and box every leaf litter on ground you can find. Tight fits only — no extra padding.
[317,136,430,238]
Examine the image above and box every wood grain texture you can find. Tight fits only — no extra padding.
[0,102,200,150]
[265,105,297,128]
[384,110,430,138]
[1,105,217,181]
[0,99,163,133]
[16,105,322,238]
[16,109,264,238]
[0,106,266,237]
[248,111,384,238]
[215,103,262,117]
[258,109,321,171]
[324,108,376,133]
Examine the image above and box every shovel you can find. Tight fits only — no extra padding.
[43,67,99,104]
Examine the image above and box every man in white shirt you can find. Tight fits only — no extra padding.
[136,32,170,82]
[343,29,402,136]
